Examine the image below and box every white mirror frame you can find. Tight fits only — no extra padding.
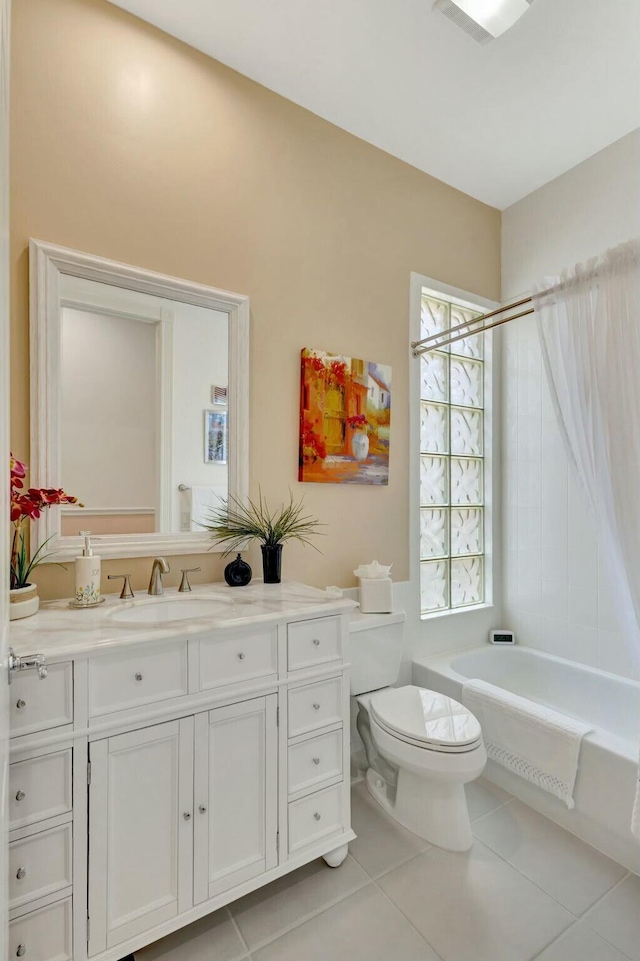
[29,239,249,561]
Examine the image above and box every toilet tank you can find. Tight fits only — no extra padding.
[349,612,406,695]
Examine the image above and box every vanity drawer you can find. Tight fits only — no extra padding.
[9,750,72,831]
[10,662,73,738]
[89,640,188,717]
[288,729,343,796]
[199,627,278,691]
[9,897,72,961]
[288,782,344,854]
[288,676,343,738]
[287,617,342,672]
[9,823,72,911]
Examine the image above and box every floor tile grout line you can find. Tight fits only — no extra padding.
[470,835,583,921]
[528,915,634,961]
[227,904,252,958]
[352,843,432,882]
[578,869,630,923]
[529,917,582,961]
[231,875,371,955]
[468,831,629,924]
[370,866,446,961]
[469,795,515,824]
[575,871,637,961]
[472,793,636,873]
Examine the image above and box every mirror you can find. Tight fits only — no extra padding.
[29,240,249,560]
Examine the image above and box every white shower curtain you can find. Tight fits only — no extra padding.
[533,238,640,838]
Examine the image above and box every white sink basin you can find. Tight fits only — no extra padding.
[107,597,230,626]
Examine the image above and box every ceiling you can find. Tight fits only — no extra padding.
[109,0,640,209]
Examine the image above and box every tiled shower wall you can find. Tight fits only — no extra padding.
[501,314,637,680]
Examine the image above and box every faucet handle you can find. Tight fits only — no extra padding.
[179,568,201,593]
[108,574,134,599]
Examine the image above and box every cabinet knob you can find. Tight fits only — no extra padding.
[237,652,245,660]
[16,699,26,710]
[16,867,26,880]
[312,638,320,646]
[134,672,143,682]
[15,790,25,802]
[199,804,207,814]
[312,703,321,711]
[16,945,26,958]
[183,811,192,821]
[313,812,321,821]
[312,757,320,765]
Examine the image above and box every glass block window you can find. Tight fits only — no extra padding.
[420,292,486,615]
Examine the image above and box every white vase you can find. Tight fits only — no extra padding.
[352,432,370,462]
[9,583,40,621]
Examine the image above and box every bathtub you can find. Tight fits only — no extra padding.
[413,645,640,874]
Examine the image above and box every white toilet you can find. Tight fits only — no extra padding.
[350,615,486,851]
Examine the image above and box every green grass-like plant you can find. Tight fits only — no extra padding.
[202,490,324,556]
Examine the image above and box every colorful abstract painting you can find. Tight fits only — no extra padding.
[299,348,391,485]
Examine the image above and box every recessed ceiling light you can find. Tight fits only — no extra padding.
[435,0,534,43]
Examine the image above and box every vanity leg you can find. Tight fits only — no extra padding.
[323,843,349,868]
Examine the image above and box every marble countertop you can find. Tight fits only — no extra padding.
[9,580,357,661]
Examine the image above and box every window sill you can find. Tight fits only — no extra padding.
[420,602,494,622]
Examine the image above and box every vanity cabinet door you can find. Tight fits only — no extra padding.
[193,695,278,904]
[87,718,194,955]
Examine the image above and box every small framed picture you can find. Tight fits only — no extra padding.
[204,409,227,464]
[211,385,228,406]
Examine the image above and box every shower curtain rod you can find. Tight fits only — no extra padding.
[411,295,534,356]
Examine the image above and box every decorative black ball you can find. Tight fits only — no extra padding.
[224,553,252,587]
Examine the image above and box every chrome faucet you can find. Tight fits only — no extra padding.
[148,557,170,595]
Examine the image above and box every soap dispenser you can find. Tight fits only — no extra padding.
[74,531,102,606]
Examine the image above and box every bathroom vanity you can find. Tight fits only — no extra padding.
[7,581,356,961]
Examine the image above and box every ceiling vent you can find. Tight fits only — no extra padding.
[435,0,534,44]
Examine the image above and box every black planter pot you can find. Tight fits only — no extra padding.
[261,544,283,584]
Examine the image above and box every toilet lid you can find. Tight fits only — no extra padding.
[370,685,481,750]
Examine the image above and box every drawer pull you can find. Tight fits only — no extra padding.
[312,638,320,646]
[134,672,143,682]
[16,699,26,710]
[237,652,246,660]
[313,812,321,821]
[312,756,321,765]
[199,804,207,814]
[16,867,26,880]
[312,703,321,711]
[15,790,25,802]
[16,945,26,958]
[183,811,192,821]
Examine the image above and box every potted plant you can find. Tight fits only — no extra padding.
[346,414,372,462]
[203,491,323,584]
[10,452,81,620]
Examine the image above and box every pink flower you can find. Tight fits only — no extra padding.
[9,453,83,588]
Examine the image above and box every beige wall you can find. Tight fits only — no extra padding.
[10,0,500,600]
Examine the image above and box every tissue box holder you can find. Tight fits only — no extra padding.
[359,577,393,614]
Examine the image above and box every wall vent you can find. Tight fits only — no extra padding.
[435,0,534,44]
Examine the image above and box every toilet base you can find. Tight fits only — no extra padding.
[365,766,474,851]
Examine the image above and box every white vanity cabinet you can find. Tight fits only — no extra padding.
[8,584,355,961]
[193,695,278,903]
[87,718,194,953]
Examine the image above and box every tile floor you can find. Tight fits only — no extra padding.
[135,778,639,961]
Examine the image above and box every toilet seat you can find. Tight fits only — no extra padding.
[370,685,482,754]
